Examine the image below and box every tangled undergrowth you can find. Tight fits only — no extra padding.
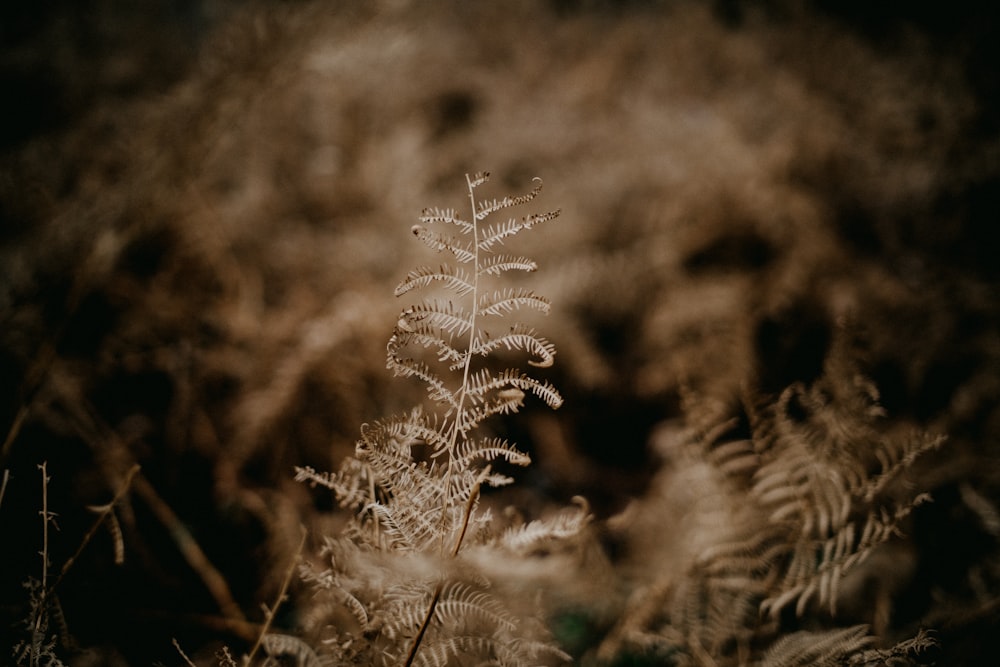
[2,1,999,665]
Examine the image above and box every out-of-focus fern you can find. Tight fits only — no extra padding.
[756,625,937,667]
[296,172,581,666]
[748,375,944,620]
[600,350,943,666]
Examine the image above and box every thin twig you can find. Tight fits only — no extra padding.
[0,468,9,510]
[244,524,307,666]
[31,462,54,667]
[450,465,489,558]
[46,464,141,598]
[51,379,247,623]
[403,581,444,667]
[173,638,198,667]
[404,467,489,667]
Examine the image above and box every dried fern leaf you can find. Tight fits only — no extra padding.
[368,500,443,551]
[478,253,538,276]
[325,585,370,629]
[298,172,571,666]
[395,264,475,297]
[413,636,498,667]
[861,431,945,502]
[756,625,874,667]
[456,399,525,436]
[435,582,517,633]
[754,449,853,537]
[851,628,937,666]
[478,209,561,251]
[474,178,544,220]
[471,324,557,369]
[411,225,476,262]
[294,463,368,508]
[402,299,474,336]
[390,329,467,368]
[478,288,551,318]
[761,494,932,619]
[376,413,452,455]
[261,634,323,667]
[464,368,563,409]
[385,356,456,407]
[451,436,531,468]
[467,171,490,188]
[501,501,591,554]
[419,207,475,235]
[382,582,436,638]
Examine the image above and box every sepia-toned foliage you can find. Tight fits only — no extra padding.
[1,1,998,665]
[293,172,585,665]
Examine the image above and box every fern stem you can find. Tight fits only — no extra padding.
[244,525,306,666]
[437,173,482,556]
[404,466,488,667]
[404,581,444,667]
[367,463,380,545]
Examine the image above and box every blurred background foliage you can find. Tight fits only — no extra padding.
[1,1,998,664]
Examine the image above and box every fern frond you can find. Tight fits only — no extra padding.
[327,584,370,629]
[368,499,443,551]
[454,372,562,435]
[474,178,544,220]
[456,397,527,436]
[478,288,551,318]
[261,634,323,667]
[418,207,475,235]
[501,500,591,554]
[507,637,573,663]
[471,324,557,369]
[385,356,457,407]
[355,433,423,486]
[395,264,475,297]
[852,628,937,666]
[298,172,570,666]
[402,300,474,336]
[696,527,787,578]
[754,452,852,537]
[467,171,490,188]
[436,582,517,632]
[294,462,369,509]
[861,430,945,502]
[383,413,452,455]
[440,466,487,502]
[761,494,931,618]
[757,625,874,667]
[382,583,435,637]
[451,436,531,469]
[465,368,563,409]
[388,465,445,509]
[359,412,450,454]
[478,210,561,252]
[414,636,498,667]
[478,253,537,276]
[411,225,476,262]
[706,438,760,479]
[390,328,466,369]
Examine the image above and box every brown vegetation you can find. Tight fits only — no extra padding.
[1,1,998,664]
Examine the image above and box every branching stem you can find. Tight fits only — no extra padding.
[410,175,485,666]
[404,466,489,667]
[244,525,307,666]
